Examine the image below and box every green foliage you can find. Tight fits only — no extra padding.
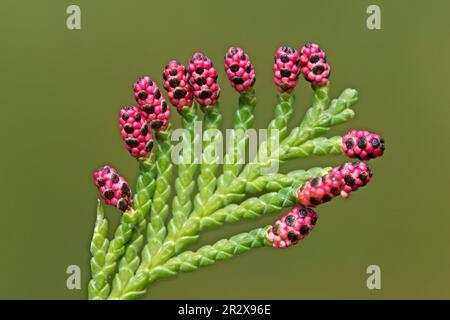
[108,155,157,298]
[167,105,200,251]
[89,83,359,300]
[88,200,110,300]
[142,129,174,266]
[219,90,257,189]
[88,205,136,299]
[194,104,223,215]
[147,227,270,284]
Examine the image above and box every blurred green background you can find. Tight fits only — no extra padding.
[1,0,449,299]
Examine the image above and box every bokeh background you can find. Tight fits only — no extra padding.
[1,0,449,299]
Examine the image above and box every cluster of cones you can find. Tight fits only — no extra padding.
[268,130,385,249]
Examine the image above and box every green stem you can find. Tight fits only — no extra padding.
[108,155,157,299]
[219,90,256,190]
[311,84,330,112]
[88,200,110,300]
[245,170,303,194]
[268,92,295,141]
[233,93,295,192]
[194,104,222,217]
[140,128,173,269]
[134,155,157,219]
[119,227,271,300]
[281,136,343,161]
[166,105,199,254]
